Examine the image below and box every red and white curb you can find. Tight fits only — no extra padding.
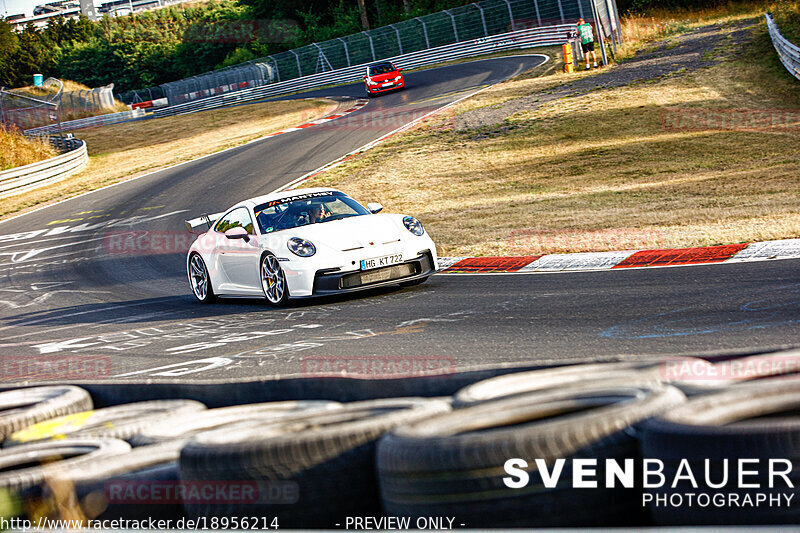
[437,239,800,273]
[262,98,369,138]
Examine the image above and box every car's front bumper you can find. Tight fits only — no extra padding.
[368,80,405,93]
[309,250,435,296]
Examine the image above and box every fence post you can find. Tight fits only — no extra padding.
[415,17,430,48]
[338,37,351,66]
[389,24,403,54]
[502,0,515,31]
[289,49,302,77]
[270,56,280,82]
[444,9,459,42]
[533,0,541,26]
[609,0,622,44]
[556,0,565,24]
[474,3,488,36]
[313,43,333,72]
[363,31,376,61]
[590,0,608,66]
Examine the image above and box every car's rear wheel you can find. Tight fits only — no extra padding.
[261,253,289,306]
[188,253,215,303]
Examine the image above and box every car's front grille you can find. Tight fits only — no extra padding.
[312,252,433,294]
[340,263,418,289]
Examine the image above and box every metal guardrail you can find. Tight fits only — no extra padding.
[0,138,88,199]
[766,13,800,81]
[24,108,146,136]
[128,0,607,108]
[153,24,575,118]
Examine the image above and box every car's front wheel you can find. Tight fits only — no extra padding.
[188,253,215,303]
[260,253,289,306]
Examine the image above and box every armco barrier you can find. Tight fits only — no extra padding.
[766,13,800,81]
[0,138,88,198]
[23,108,146,136]
[153,24,575,118]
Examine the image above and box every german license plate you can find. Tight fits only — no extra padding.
[360,254,402,270]
[382,82,394,87]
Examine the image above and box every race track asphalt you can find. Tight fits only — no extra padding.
[0,54,797,381]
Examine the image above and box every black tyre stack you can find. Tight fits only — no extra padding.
[2,349,800,527]
[179,398,451,527]
[377,382,686,527]
[642,379,800,525]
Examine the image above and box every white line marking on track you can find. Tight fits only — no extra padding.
[0,299,162,333]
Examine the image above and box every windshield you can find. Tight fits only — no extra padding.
[368,63,396,76]
[253,192,371,234]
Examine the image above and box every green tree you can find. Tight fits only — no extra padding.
[0,19,21,86]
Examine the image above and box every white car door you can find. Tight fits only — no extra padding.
[215,208,261,294]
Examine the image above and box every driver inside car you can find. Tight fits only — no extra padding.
[308,202,328,224]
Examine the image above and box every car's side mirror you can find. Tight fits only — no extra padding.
[225,227,249,241]
[367,202,383,214]
[363,76,368,79]
[398,68,403,71]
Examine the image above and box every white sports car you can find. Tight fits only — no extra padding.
[184,188,438,306]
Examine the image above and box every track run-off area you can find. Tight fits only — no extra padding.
[0,55,798,381]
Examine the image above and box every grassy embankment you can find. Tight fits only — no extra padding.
[0,128,57,172]
[305,1,800,256]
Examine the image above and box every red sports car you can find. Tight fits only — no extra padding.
[364,61,405,97]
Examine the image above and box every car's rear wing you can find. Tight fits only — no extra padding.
[184,212,224,233]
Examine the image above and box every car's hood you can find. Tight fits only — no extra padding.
[283,214,404,251]
[368,72,401,82]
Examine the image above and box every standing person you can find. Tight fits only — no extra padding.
[577,18,598,69]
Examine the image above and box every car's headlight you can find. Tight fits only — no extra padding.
[403,216,425,236]
[288,237,316,257]
[366,78,378,85]
[394,75,402,81]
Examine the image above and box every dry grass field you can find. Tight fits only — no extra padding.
[0,128,57,171]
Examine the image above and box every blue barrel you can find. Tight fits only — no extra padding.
[33,74,43,87]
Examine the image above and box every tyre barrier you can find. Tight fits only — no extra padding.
[1,345,784,407]
[6,399,206,446]
[669,348,800,396]
[130,400,341,446]
[451,359,706,406]
[0,386,92,442]
[0,349,799,527]
[377,382,686,527]
[26,441,187,522]
[179,397,452,527]
[642,378,800,525]
[0,438,131,492]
